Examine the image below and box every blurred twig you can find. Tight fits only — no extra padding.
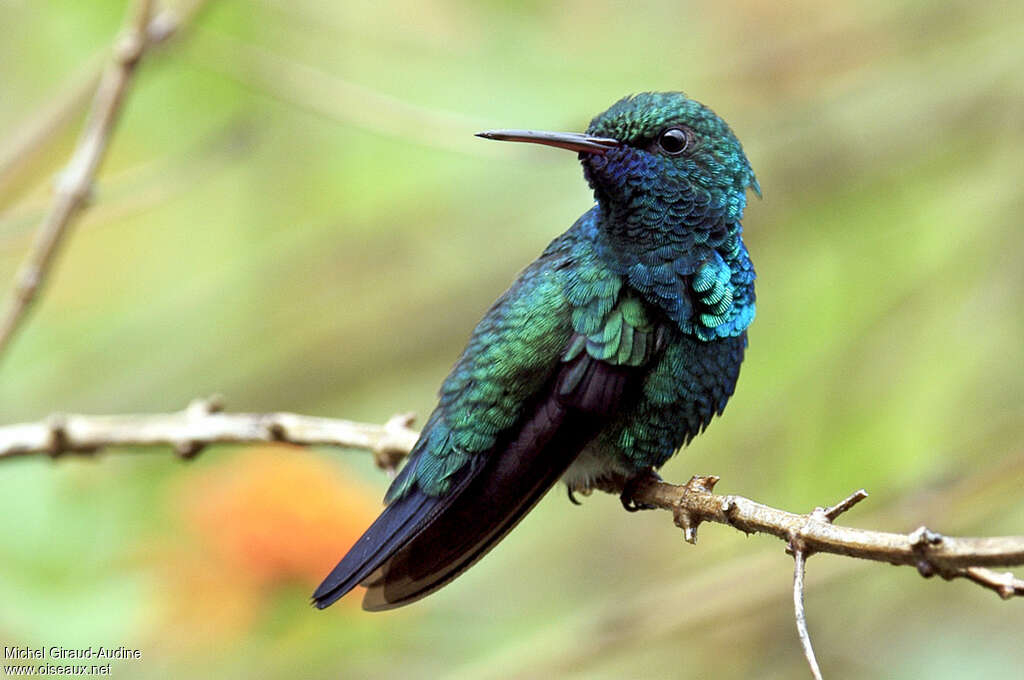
[0,0,213,203]
[0,117,255,255]
[0,0,204,359]
[0,56,104,204]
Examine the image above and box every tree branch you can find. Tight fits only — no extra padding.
[0,0,190,358]
[0,396,419,470]
[2,398,1022,598]
[593,474,1024,590]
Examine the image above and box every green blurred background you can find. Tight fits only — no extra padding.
[2,0,1023,677]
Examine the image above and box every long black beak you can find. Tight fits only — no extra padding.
[475,129,620,154]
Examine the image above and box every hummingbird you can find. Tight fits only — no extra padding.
[313,92,759,611]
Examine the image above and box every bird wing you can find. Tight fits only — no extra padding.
[312,227,665,611]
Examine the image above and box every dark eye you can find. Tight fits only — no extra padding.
[657,127,691,155]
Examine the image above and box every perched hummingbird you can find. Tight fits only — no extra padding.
[313,92,758,610]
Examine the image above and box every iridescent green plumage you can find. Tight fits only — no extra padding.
[314,92,759,610]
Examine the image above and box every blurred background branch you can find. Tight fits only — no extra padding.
[0,0,210,358]
[0,0,212,205]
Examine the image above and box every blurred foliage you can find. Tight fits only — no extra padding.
[1,0,1023,677]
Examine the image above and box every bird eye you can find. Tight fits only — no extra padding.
[657,127,691,155]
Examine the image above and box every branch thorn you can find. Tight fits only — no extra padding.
[45,414,68,458]
[673,507,701,544]
[173,441,203,460]
[909,525,944,549]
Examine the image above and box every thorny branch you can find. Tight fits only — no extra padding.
[625,475,1023,592]
[0,0,189,358]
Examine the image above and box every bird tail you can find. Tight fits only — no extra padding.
[312,394,592,610]
[312,351,634,610]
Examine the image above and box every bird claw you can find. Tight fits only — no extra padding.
[566,483,594,506]
[619,470,662,512]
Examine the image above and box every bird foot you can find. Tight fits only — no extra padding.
[619,470,662,512]
[566,484,593,506]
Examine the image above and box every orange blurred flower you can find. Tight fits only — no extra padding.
[177,446,382,588]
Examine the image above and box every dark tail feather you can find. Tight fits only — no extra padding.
[311,488,433,609]
[311,448,483,609]
[361,396,594,610]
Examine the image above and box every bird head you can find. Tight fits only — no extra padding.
[478,92,758,241]
[584,92,759,216]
